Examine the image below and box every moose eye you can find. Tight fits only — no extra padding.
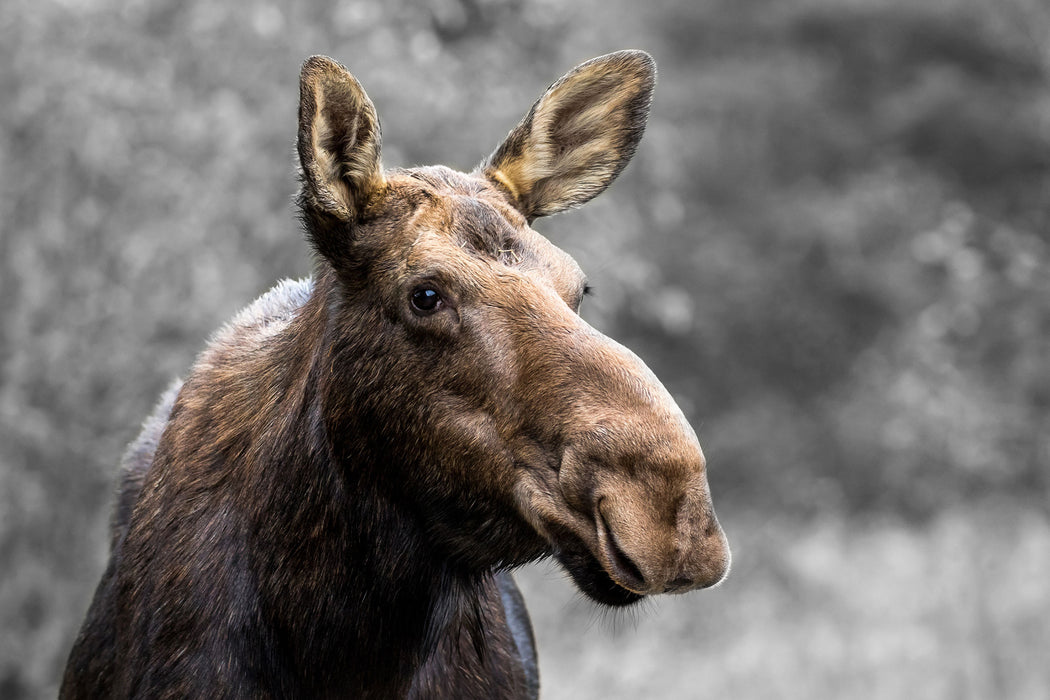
[410,287,443,315]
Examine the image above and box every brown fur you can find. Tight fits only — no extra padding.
[61,51,728,699]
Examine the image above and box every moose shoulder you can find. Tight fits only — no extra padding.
[61,51,730,699]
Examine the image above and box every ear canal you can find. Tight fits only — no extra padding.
[297,56,385,225]
[479,50,656,220]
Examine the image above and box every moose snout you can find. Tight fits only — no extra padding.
[594,481,731,595]
[558,437,731,597]
[534,320,730,598]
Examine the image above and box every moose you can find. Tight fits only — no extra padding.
[61,51,730,698]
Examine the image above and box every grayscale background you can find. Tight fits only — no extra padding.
[2,0,1048,697]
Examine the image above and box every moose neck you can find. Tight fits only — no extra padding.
[232,266,496,696]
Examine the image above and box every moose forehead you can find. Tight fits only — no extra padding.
[370,165,587,302]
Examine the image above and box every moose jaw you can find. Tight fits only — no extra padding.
[61,51,730,699]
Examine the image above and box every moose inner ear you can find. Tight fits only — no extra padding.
[479,50,655,221]
[297,56,386,228]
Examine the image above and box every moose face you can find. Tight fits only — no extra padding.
[298,52,730,607]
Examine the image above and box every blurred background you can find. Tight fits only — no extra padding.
[2,0,1049,697]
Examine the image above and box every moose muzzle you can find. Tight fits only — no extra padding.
[560,424,730,596]
[531,322,731,599]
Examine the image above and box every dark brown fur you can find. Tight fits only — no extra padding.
[61,52,729,699]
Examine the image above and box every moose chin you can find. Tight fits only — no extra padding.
[61,50,730,700]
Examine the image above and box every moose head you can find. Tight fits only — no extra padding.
[297,51,730,607]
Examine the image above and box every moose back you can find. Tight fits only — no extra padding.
[61,51,730,699]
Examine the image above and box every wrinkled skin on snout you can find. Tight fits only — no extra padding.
[300,52,730,607]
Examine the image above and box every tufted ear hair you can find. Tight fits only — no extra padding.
[297,56,385,258]
[479,50,655,221]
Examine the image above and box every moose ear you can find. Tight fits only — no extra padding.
[480,50,655,220]
[297,56,385,227]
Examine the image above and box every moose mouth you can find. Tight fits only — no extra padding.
[554,524,646,607]
[556,547,644,607]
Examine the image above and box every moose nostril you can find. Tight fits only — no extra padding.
[598,508,646,590]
